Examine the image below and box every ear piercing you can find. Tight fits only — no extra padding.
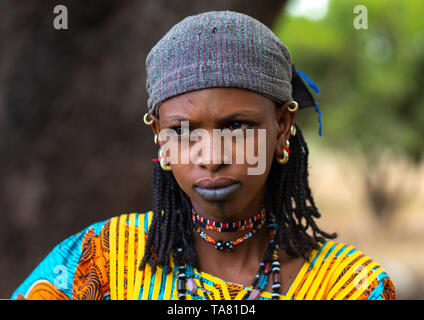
[143,113,153,125]
[275,139,290,165]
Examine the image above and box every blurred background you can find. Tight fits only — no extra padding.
[0,0,423,299]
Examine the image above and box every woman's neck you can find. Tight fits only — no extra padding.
[190,191,270,285]
[193,223,270,285]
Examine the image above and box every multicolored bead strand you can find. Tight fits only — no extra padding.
[177,217,282,301]
[176,266,187,299]
[194,219,264,251]
[198,275,211,300]
[271,247,281,300]
[174,247,187,300]
[242,220,278,300]
[192,207,266,232]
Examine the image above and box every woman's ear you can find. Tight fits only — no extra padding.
[149,113,161,144]
[275,101,296,155]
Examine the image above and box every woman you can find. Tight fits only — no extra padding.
[11,10,396,300]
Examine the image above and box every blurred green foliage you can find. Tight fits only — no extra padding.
[274,0,424,163]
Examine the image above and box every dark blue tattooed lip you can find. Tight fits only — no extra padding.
[193,182,241,201]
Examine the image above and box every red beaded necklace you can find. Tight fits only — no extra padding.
[191,207,266,232]
[192,207,267,251]
[194,220,265,251]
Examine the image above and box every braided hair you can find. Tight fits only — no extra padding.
[138,123,337,274]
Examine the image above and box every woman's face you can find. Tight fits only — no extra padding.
[151,87,295,220]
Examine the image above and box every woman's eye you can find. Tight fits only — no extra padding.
[172,126,190,135]
[228,121,251,130]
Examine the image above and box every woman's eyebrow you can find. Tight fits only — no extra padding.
[220,110,260,122]
[161,115,191,123]
[161,110,260,125]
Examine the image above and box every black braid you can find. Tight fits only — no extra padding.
[139,125,337,273]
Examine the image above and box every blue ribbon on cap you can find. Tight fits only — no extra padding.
[296,69,323,137]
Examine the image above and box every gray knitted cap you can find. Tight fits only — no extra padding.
[146,10,295,116]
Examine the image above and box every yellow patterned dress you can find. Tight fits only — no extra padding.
[11,211,396,300]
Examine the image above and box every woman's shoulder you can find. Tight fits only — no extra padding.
[301,240,396,300]
[73,211,153,300]
[109,211,153,232]
[11,211,152,300]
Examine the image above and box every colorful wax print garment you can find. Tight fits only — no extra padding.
[11,212,396,300]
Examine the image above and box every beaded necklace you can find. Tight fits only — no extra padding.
[192,207,266,232]
[192,207,267,251]
[194,220,265,251]
[176,219,281,300]
[241,221,281,300]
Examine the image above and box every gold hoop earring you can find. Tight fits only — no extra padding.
[287,101,299,112]
[276,140,290,165]
[275,148,289,165]
[143,113,153,125]
[158,148,171,171]
[290,125,296,136]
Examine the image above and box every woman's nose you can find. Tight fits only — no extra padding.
[192,130,231,171]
